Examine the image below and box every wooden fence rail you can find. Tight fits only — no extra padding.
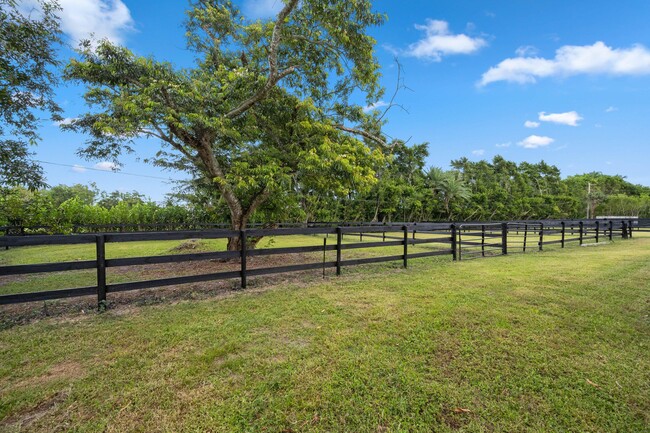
[0,219,645,307]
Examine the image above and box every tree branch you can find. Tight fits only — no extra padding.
[334,124,387,147]
[242,185,272,223]
[225,0,299,119]
[377,57,411,122]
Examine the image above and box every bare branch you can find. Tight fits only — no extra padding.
[377,57,411,122]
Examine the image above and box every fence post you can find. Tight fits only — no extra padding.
[336,227,342,276]
[322,238,327,279]
[481,224,485,257]
[538,222,544,251]
[403,225,408,268]
[240,230,247,289]
[96,234,107,309]
[595,221,600,243]
[501,222,508,255]
[561,222,566,248]
[579,221,584,245]
[622,221,628,239]
[609,220,613,241]
[523,223,528,252]
[450,224,457,261]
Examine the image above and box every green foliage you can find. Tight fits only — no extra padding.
[96,190,147,209]
[311,155,649,222]
[63,0,388,238]
[597,193,650,217]
[564,172,650,218]
[0,185,200,232]
[0,187,53,227]
[0,0,62,189]
[45,183,98,207]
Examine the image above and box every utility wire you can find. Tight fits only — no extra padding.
[34,160,179,182]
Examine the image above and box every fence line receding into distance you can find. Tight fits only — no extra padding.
[0,219,647,307]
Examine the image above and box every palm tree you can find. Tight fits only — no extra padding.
[427,168,471,220]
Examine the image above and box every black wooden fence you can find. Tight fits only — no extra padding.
[456,219,640,260]
[0,219,646,307]
[0,223,453,306]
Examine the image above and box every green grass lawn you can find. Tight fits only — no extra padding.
[0,232,452,295]
[1,235,649,432]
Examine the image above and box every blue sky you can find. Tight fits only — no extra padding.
[30,0,650,201]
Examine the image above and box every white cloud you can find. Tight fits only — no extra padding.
[72,164,87,173]
[57,0,134,44]
[518,135,554,149]
[495,142,511,148]
[53,117,77,126]
[538,111,582,126]
[242,0,283,19]
[382,44,400,57]
[524,120,540,128]
[405,19,487,61]
[362,100,389,113]
[515,45,539,57]
[605,106,618,112]
[479,41,650,86]
[471,149,485,156]
[94,161,118,171]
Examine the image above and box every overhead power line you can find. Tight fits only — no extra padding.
[34,160,178,182]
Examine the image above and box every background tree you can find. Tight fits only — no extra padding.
[97,190,147,209]
[427,169,470,220]
[563,172,650,218]
[0,0,61,189]
[45,183,98,207]
[63,0,387,249]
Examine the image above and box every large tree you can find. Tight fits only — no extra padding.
[63,0,387,248]
[0,0,62,189]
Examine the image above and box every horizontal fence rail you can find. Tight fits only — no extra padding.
[0,219,644,307]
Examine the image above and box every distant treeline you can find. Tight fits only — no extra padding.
[0,185,216,232]
[2,154,649,231]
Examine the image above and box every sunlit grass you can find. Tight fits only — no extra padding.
[0,232,452,295]
[0,235,648,431]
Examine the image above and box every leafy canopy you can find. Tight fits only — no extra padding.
[0,0,62,189]
[63,0,388,233]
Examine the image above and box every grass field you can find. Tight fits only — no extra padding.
[0,232,454,296]
[0,234,649,432]
[0,227,585,297]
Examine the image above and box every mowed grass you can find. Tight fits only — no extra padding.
[0,232,452,295]
[0,231,448,266]
[0,235,649,432]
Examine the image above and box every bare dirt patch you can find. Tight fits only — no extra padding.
[7,361,85,393]
[0,391,68,431]
[0,252,334,327]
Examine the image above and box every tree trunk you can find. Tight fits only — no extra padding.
[226,210,246,251]
[224,188,272,251]
[227,231,242,251]
[371,194,380,222]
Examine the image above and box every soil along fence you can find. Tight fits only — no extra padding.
[0,219,645,307]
